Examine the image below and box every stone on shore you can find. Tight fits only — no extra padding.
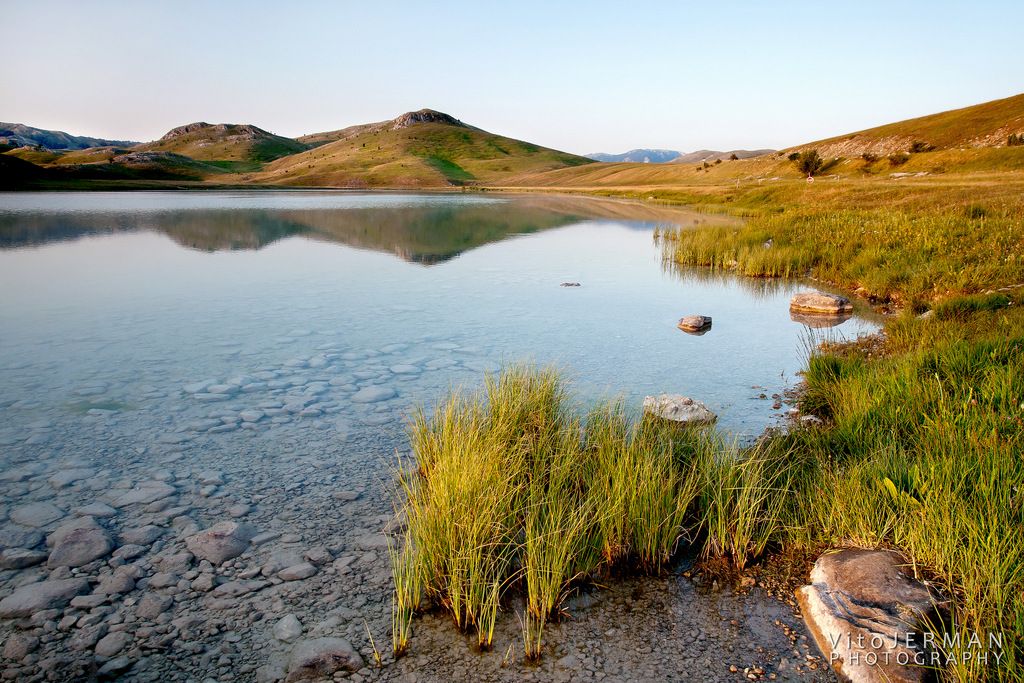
[677,315,712,333]
[789,291,854,315]
[796,548,946,683]
[0,578,90,617]
[286,638,364,681]
[274,614,304,643]
[642,394,717,425]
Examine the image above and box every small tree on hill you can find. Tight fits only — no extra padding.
[1009,133,1022,147]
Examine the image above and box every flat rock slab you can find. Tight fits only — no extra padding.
[677,315,712,334]
[790,291,854,315]
[642,394,717,425]
[350,386,396,403]
[113,482,175,507]
[0,548,48,570]
[796,548,946,683]
[0,578,90,617]
[48,526,113,568]
[10,502,65,528]
[287,638,364,681]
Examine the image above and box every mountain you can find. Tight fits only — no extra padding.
[135,122,308,165]
[788,93,1024,156]
[671,149,775,164]
[254,108,593,187]
[0,122,136,150]
[587,149,681,163]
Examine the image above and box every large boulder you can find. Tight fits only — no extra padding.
[0,578,90,617]
[677,315,713,334]
[790,291,854,315]
[286,638,364,681]
[642,395,716,426]
[796,549,946,683]
[185,521,256,565]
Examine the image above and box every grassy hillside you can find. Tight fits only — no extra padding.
[137,122,308,168]
[254,109,593,188]
[789,92,1024,157]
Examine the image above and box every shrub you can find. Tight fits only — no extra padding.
[888,152,910,166]
[729,153,739,161]
[1009,133,1023,147]
[861,152,879,163]
[787,152,800,161]
[793,149,840,177]
[909,140,935,153]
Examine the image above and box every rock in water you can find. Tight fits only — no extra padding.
[9,502,64,528]
[286,638,364,681]
[642,395,717,425]
[47,525,113,567]
[796,549,946,683]
[677,315,712,334]
[0,578,90,617]
[350,386,396,403]
[0,548,48,569]
[185,521,256,564]
[789,291,854,315]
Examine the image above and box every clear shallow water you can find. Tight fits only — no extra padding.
[0,190,877,441]
[0,191,858,681]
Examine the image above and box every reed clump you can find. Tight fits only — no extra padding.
[390,366,778,660]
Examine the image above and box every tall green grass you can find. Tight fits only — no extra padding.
[781,306,1024,682]
[390,366,777,660]
[660,205,1024,307]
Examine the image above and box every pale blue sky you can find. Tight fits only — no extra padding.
[2,1,1021,154]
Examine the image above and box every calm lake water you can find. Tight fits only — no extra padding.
[0,191,860,681]
[0,191,876,441]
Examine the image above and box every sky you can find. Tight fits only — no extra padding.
[2,1,1022,155]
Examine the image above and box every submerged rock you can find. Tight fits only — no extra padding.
[789,291,854,315]
[47,525,113,568]
[10,502,64,528]
[642,394,717,425]
[0,548,48,569]
[796,549,946,683]
[185,521,256,564]
[677,315,713,334]
[350,386,396,403]
[0,578,89,617]
[286,638,364,681]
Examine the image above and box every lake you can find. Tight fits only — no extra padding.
[0,191,858,682]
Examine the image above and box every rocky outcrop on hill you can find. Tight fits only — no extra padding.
[391,109,465,130]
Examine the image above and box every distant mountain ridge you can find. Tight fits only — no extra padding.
[672,149,775,164]
[587,149,681,163]
[0,122,136,150]
[587,148,774,164]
